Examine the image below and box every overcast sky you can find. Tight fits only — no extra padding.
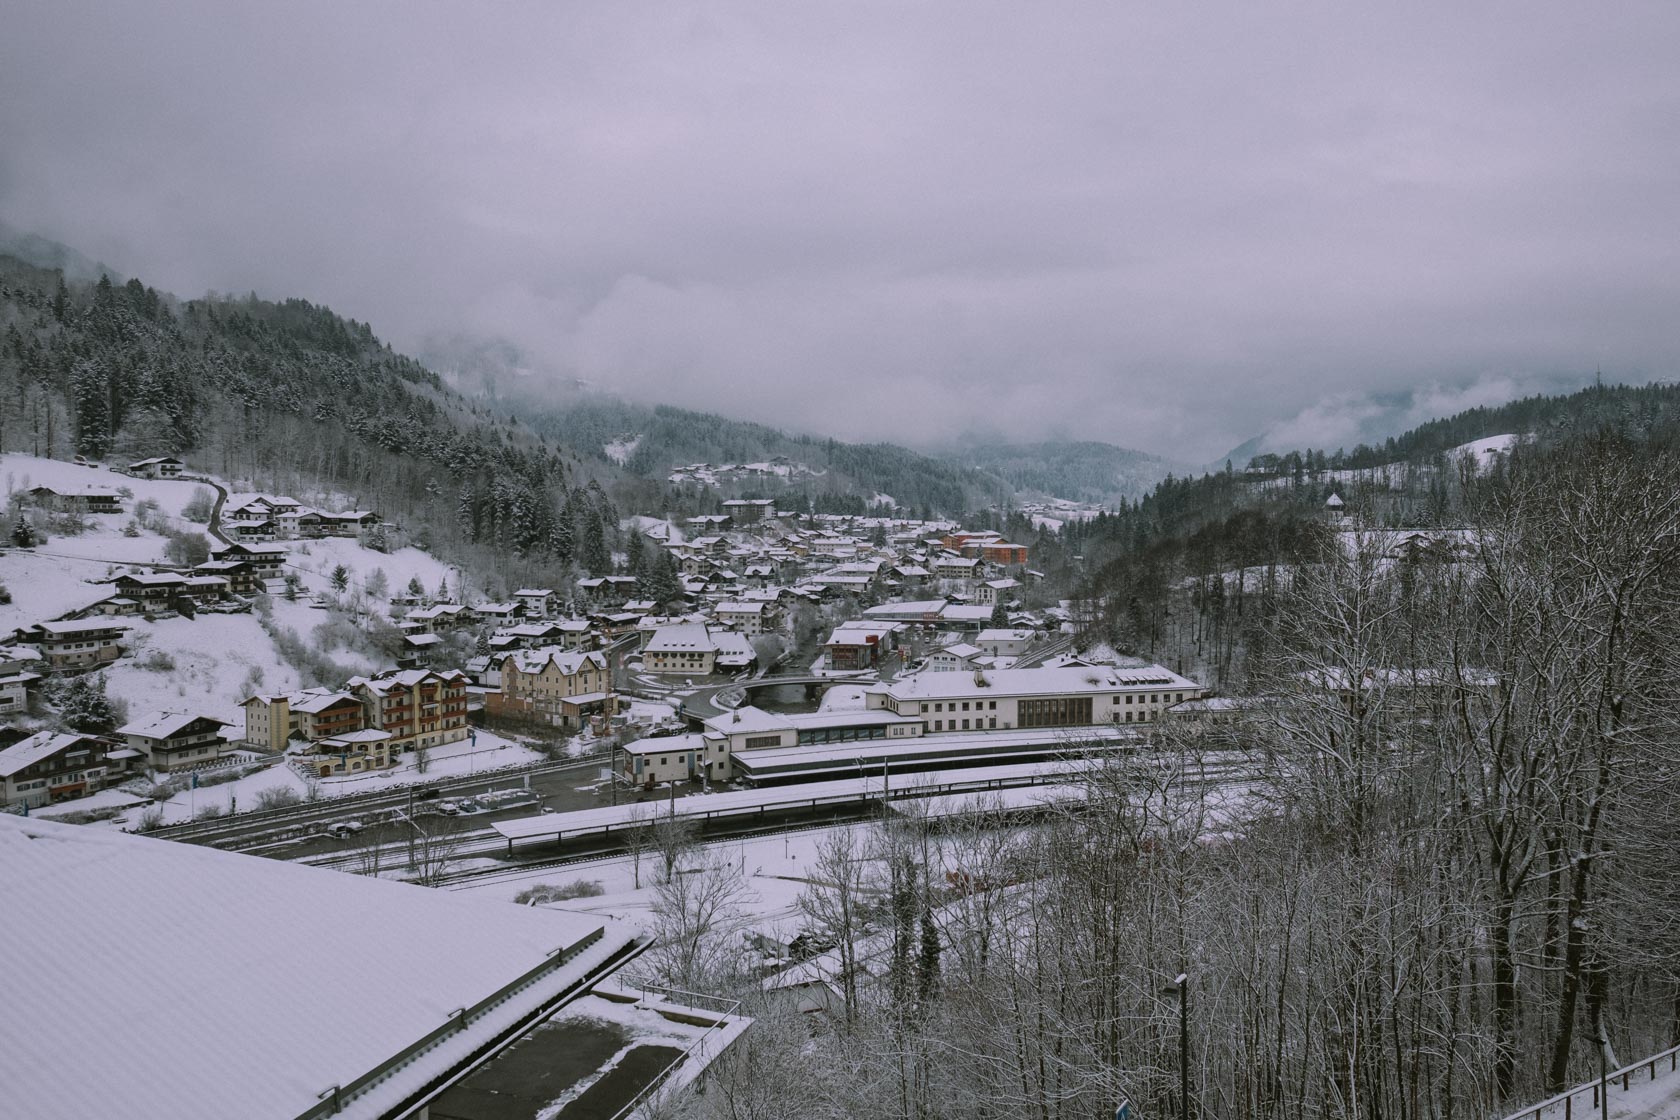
[3,3,1676,461]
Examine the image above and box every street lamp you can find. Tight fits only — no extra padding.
[1598,1032,1609,1120]
[1159,972,1191,1120]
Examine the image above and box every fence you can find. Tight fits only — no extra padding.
[1501,1042,1680,1120]
[604,988,745,1120]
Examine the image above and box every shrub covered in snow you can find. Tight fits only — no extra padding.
[513,879,605,905]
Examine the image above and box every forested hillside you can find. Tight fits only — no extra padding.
[935,437,1178,503]
[0,256,620,587]
[1063,379,1680,688]
[524,397,1008,515]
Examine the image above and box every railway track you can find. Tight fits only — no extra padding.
[433,753,1254,890]
[152,753,608,849]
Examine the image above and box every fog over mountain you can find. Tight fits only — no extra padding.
[4,3,1678,460]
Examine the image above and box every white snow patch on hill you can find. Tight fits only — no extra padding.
[604,435,642,464]
[0,453,217,630]
[103,613,307,727]
[1449,433,1516,471]
[285,538,456,603]
[624,514,683,544]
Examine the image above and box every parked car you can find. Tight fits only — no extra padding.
[324,821,365,839]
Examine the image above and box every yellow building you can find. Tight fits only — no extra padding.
[488,647,616,730]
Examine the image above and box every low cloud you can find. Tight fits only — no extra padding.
[3,3,1677,461]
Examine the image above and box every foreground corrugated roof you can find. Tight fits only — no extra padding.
[0,815,625,1120]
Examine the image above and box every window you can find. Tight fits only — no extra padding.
[934,720,942,731]
[1019,696,1094,729]
[961,702,970,712]
[989,701,997,710]
[961,719,970,730]
[988,716,997,729]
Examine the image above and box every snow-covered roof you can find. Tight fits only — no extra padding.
[976,628,1035,642]
[116,711,228,740]
[826,623,900,644]
[879,665,1200,702]
[0,815,628,1120]
[643,622,723,653]
[319,728,393,746]
[503,647,608,676]
[31,618,129,637]
[0,732,102,778]
[862,599,948,618]
[288,688,360,714]
[621,731,709,756]
[703,705,792,735]
[347,669,468,695]
[114,571,188,586]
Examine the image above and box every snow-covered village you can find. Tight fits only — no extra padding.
[6,6,1680,1120]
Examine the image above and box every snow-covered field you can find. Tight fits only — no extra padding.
[105,613,307,727]
[603,435,642,464]
[1452,433,1516,471]
[283,537,455,604]
[453,818,861,946]
[1251,433,1517,493]
[0,453,218,630]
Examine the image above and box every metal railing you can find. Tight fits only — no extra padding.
[1501,1042,1680,1120]
[604,989,744,1120]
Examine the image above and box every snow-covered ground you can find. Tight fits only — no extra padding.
[0,453,218,630]
[0,453,208,514]
[1511,1053,1680,1120]
[1450,433,1516,472]
[624,514,684,545]
[1251,433,1517,494]
[603,435,642,464]
[104,613,308,727]
[816,684,871,712]
[283,537,456,605]
[453,818,864,948]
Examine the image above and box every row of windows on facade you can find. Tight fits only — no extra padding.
[932,717,998,731]
[15,767,101,788]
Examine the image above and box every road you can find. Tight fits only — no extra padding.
[678,671,877,722]
[1014,633,1076,667]
[195,474,232,546]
